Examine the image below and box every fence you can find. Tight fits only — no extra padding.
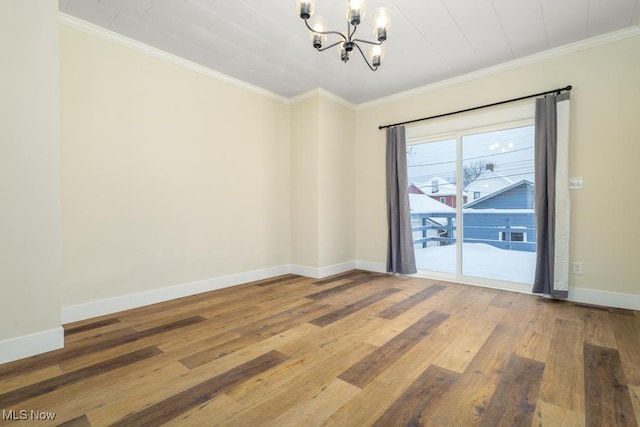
[411,211,536,252]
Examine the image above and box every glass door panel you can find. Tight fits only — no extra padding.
[461,126,537,284]
[406,138,457,274]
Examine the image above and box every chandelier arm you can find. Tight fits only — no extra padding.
[352,38,383,46]
[349,22,358,40]
[316,40,344,52]
[353,42,378,71]
[304,18,347,41]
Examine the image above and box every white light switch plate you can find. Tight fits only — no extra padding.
[569,177,583,189]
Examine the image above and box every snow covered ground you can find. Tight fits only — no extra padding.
[414,242,536,284]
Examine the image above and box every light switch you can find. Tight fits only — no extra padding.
[569,177,583,189]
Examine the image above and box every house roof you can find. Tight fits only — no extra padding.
[409,193,455,226]
[416,176,466,198]
[408,183,425,195]
[409,193,455,214]
[464,179,534,208]
[464,169,513,195]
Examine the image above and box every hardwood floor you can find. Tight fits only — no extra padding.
[1,271,639,426]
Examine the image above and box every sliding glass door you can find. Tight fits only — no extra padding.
[407,122,537,287]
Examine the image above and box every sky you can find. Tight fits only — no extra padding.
[406,125,535,188]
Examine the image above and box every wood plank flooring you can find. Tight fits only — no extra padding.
[1,270,639,426]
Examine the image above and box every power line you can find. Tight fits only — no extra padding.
[408,162,534,177]
[407,146,533,168]
[409,170,536,188]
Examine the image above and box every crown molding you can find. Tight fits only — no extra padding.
[57,12,639,110]
[289,88,356,110]
[58,13,290,105]
[289,88,324,105]
[357,26,640,110]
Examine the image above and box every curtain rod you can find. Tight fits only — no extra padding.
[378,85,572,130]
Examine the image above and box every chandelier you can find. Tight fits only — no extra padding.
[296,0,390,71]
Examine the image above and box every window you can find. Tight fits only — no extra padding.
[499,231,527,242]
[511,232,526,242]
[406,138,457,274]
[406,103,537,289]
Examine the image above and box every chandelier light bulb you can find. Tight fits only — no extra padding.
[308,16,327,48]
[347,0,366,26]
[338,43,350,62]
[297,0,315,19]
[371,45,382,67]
[372,7,390,41]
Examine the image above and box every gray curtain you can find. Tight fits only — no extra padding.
[386,126,417,274]
[533,92,570,297]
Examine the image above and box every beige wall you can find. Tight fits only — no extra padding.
[291,93,356,270]
[0,1,61,344]
[317,96,356,267]
[356,34,640,295]
[291,96,320,267]
[59,25,291,306]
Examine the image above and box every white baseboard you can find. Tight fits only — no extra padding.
[62,261,363,323]
[356,260,387,274]
[290,264,320,278]
[61,265,292,324]
[291,261,357,279]
[568,286,640,311]
[355,260,640,310]
[0,327,64,365]
[4,261,638,366]
[434,280,640,311]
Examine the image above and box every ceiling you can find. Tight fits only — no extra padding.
[59,0,640,104]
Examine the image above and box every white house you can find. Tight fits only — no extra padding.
[464,164,513,201]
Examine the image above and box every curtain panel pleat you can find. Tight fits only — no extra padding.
[386,126,417,274]
[533,92,571,297]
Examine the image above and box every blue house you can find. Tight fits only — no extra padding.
[462,180,536,252]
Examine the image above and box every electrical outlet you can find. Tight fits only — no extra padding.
[572,262,583,275]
